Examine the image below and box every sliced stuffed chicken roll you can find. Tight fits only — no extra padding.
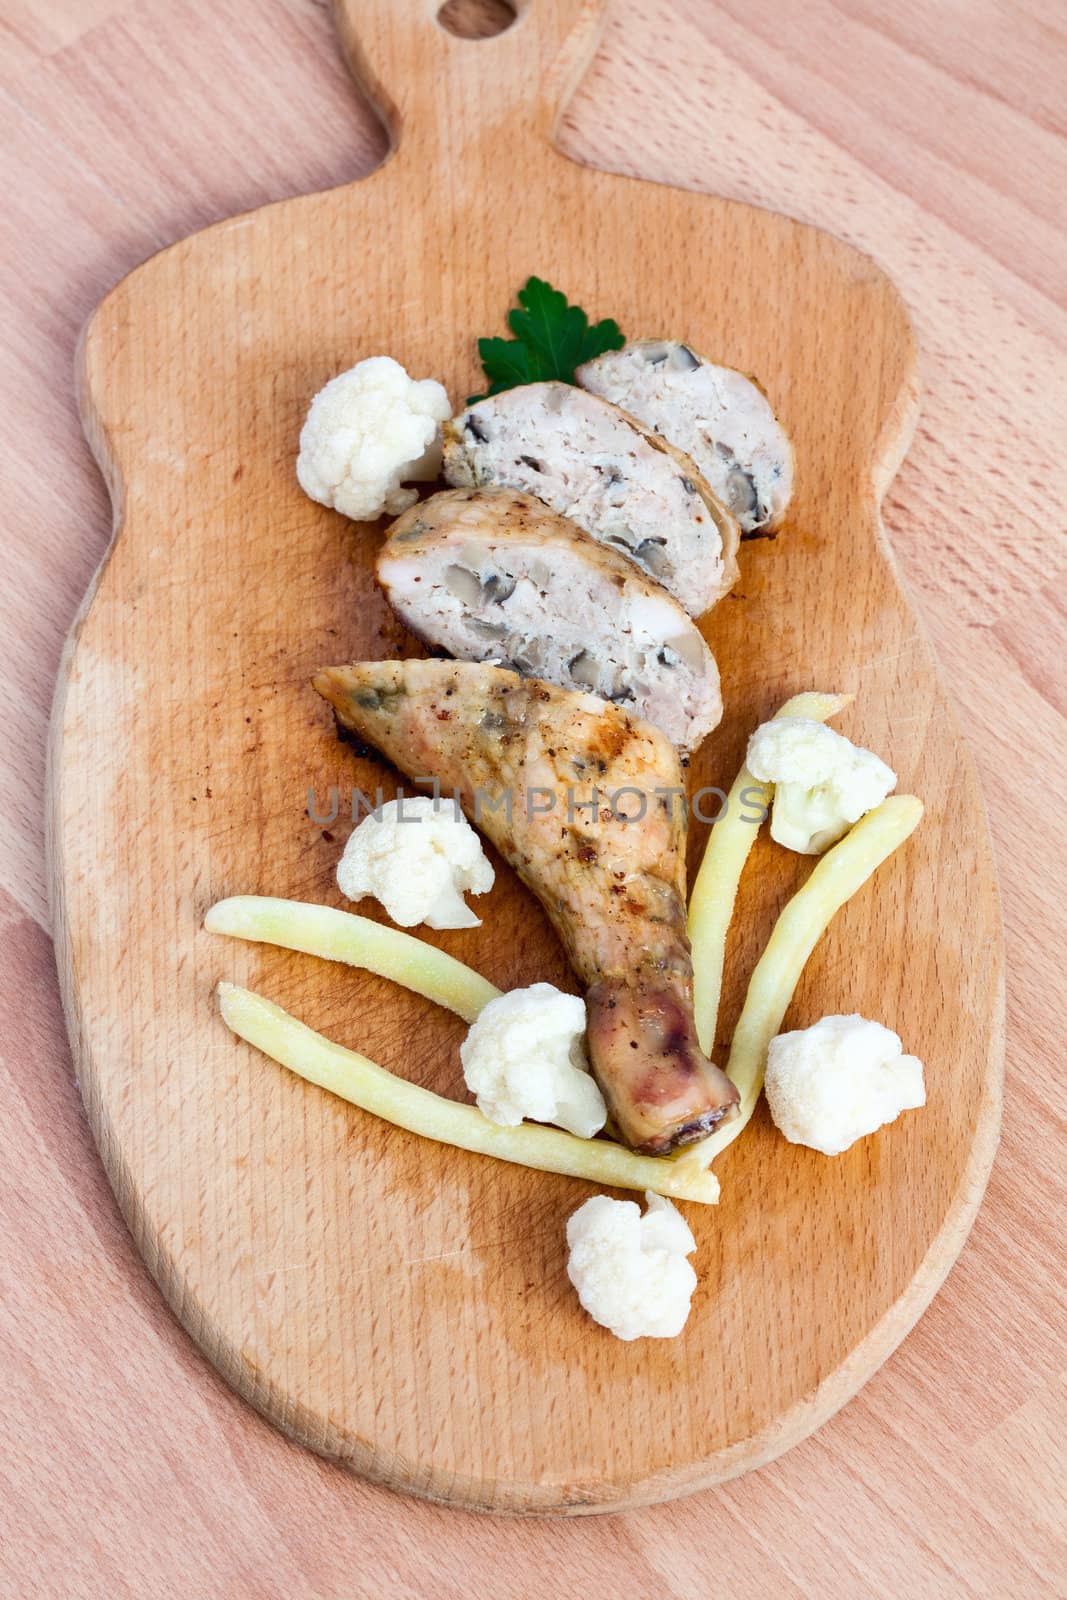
[441,382,739,616]
[378,487,722,755]
[577,340,794,535]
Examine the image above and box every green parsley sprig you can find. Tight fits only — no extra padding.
[469,276,624,402]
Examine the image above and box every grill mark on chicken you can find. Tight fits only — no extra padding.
[313,658,738,1153]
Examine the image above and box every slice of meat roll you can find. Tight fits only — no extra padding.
[441,382,739,616]
[378,487,722,755]
[577,340,794,535]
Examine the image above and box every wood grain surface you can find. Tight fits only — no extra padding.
[51,0,1003,1508]
[4,0,1065,1591]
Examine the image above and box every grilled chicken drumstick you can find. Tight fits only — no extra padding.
[314,659,739,1154]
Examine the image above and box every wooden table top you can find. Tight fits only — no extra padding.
[2,0,1063,1594]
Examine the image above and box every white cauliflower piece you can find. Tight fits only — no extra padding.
[765,1013,925,1156]
[566,1191,697,1341]
[460,983,606,1139]
[336,795,493,929]
[746,717,896,854]
[297,355,451,521]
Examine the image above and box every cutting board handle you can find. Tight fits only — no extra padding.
[333,0,608,161]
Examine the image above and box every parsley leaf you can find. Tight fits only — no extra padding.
[469,276,624,402]
[473,336,536,397]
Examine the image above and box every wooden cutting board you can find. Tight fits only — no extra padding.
[49,0,1004,1513]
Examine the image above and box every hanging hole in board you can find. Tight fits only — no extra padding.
[436,0,518,40]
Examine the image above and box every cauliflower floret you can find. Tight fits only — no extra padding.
[566,1191,697,1340]
[460,983,606,1138]
[746,717,896,854]
[765,1013,925,1156]
[336,795,493,929]
[297,356,451,522]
